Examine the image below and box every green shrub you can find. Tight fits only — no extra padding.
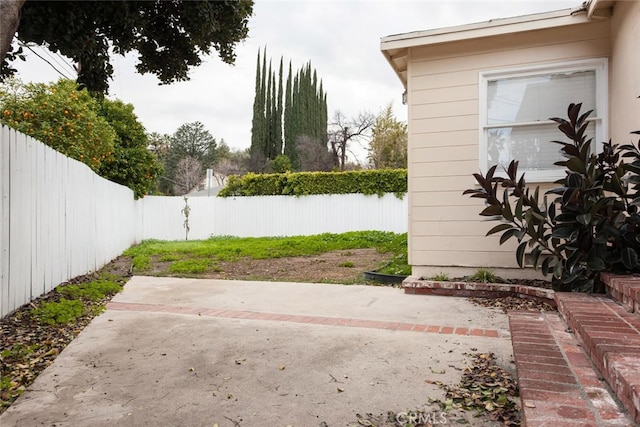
[218,169,407,198]
[465,103,640,292]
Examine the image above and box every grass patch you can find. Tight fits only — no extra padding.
[168,259,215,274]
[158,254,184,262]
[126,231,405,264]
[338,261,355,268]
[375,233,410,275]
[132,254,152,271]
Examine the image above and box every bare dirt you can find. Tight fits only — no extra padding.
[143,248,395,284]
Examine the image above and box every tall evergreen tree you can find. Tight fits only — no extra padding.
[250,48,264,158]
[275,57,283,156]
[250,49,327,171]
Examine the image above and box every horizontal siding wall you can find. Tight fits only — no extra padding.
[406,20,611,270]
[609,1,640,144]
[1,127,408,317]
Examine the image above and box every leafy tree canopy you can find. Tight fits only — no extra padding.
[368,103,407,169]
[0,78,115,170]
[97,99,162,198]
[1,0,254,93]
[0,78,162,197]
[161,121,219,195]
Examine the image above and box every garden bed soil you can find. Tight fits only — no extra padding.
[145,248,392,284]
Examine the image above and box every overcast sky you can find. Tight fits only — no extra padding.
[14,0,580,164]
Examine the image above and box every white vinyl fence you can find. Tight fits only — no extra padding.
[140,193,407,240]
[1,127,407,317]
[0,127,138,318]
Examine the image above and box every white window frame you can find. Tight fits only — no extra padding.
[478,58,608,182]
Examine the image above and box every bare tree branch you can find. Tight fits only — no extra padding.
[328,110,374,169]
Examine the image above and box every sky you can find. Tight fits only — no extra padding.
[13,0,580,164]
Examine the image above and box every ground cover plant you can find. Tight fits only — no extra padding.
[0,273,126,411]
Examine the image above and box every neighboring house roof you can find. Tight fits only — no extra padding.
[380,2,613,87]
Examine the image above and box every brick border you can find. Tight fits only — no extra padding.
[509,311,632,426]
[602,273,640,314]
[105,301,508,338]
[556,293,640,424]
[403,276,555,307]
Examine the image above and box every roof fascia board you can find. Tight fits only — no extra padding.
[380,9,590,51]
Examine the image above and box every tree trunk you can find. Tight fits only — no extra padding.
[0,0,26,64]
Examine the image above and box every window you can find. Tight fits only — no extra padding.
[479,59,608,182]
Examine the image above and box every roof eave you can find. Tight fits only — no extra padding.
[379,7,606,89]
[381,8,590,52]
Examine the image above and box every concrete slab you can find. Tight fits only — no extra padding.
[0,277,514,426]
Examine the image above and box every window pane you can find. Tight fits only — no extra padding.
[487,71,596,125]
[487,122,596,172]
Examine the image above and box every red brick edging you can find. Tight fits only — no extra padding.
[105,301,507,338]
[402,276,555,307]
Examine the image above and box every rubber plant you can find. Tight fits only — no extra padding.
[464,103,640,293]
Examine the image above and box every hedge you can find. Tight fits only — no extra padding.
[218,169,407,198]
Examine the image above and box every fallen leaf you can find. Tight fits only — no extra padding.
[524,402,536,408]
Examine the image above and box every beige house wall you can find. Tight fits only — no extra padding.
[405,20,611,279]
[609,0,640,143]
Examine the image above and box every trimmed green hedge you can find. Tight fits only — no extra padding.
[218,169,407,198]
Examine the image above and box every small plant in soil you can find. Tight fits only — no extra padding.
[467,268,500,283]
[33,299,85,325]
[430,272,450,281]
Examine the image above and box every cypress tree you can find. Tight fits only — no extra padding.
[250,48,264,158]
[266,60,273,158]
[252,49,328,170]
[275,57,283,156]
[284,61,294,165]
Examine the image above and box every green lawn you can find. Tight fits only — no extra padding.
[124,231,409,275]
